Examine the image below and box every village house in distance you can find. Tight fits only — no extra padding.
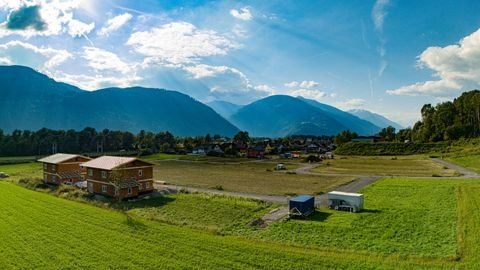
[38,153,91,185]
[81,156,154,199]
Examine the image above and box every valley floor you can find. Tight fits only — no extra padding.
[1,156,480,269]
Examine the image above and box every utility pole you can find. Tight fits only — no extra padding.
[52,142,57,154]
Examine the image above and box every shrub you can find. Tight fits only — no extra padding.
[18,177,49,190]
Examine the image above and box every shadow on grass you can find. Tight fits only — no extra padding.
[116,195,177,211]
[292,210,332,222]
[123,214,147,230]
[361,209,382,213]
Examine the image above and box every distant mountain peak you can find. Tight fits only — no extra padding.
[348,109,403,130]
[229,95,381,137]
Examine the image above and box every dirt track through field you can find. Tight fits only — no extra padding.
[430,158,480,178]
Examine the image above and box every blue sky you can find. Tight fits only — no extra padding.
[1,0,480,126]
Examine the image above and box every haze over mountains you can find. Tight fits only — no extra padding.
[349,109,403,130]
[229,95,382,137]
[0,65,402,137]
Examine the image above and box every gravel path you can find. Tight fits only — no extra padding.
[155,184,288,204]
[430,158,480,178]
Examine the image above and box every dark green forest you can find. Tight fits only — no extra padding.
[0,128,182,156]
[398,90,480,142]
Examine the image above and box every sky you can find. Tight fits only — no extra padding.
[1,0,480,127]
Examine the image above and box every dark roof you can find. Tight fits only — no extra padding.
[58,171,82,179]
[290,195,314,203]
[118,179,139,188]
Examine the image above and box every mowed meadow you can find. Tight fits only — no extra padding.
[1,158,480,268]
[154,160,355,195]
[311,156,458,177]
[0,181,456,270]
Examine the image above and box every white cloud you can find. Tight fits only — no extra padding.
[284,80,319,89]
[0,40,73,69]
[230,7,252,21]
[126,22,238,65]
[183,64,246,80]
[98,13,132,36]
[387,28,480,97]
[0,1,95,38]
[372,0,389,32]
[254,84,275,94]
[0,56,12,64]
[66,19,95,38]
[335,98,367,110]
[288,89,327,101]
[50,70,141,90]
[82,47,131,74]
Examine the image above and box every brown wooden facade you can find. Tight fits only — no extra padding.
[83,158,154,199]
[39,154,91,185]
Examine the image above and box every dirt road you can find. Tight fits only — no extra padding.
[430,158,480,178]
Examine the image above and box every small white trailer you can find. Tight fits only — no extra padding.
[327,191,364,213]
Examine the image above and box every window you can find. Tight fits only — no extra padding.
[146,182,150,189]
[101,171,107,179]
[88,169,93,177]
[138,169,143,177]
[52,165,56,172]
[43,164,47,170]
[139,183,143,190]
[102,185,107,193]
[127,187,132,195]
[44,174,47,181]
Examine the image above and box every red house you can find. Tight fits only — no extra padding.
[38,153,91,185]
[81,156,154,199]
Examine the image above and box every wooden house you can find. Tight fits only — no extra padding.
[38,153,91,185]
[81,156,154,199]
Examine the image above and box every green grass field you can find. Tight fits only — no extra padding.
[154,160,355,195]
[3,158,480,268]
[125,192,274,232]
[242,178,461,257]
[0,162,41,181]
[0,181,458,269]
[447,155,480,173]
[311,156,459,176]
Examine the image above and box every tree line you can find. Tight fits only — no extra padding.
[335,90,480,144]
[0,127,217,157]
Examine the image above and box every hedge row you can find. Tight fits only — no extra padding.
[335,142,449,156]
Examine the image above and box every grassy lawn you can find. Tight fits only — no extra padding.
[0,156,38,165]
[0,162,41,181]
[155,160,355,195]
[311,156,458,176]
[0,181,453,270]
[125,192,274,232]
[446,155,480,173]
[242,178,464,259]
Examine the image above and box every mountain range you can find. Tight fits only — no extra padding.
[229,95,382,137]
[348,109,403,130]
[0,65,239,136]
[0,65,402,137]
